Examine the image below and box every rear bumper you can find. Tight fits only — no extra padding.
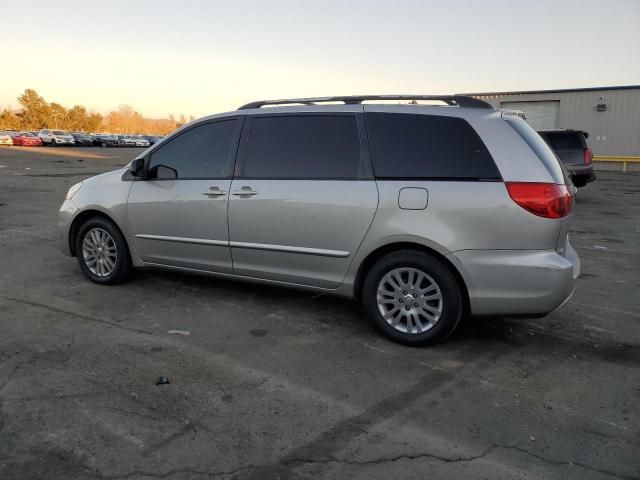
[568,165,596,185]
[448,245,580,316]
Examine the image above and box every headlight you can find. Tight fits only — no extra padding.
[65,182,83,200]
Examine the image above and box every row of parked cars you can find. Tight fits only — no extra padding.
[0,129,164,148]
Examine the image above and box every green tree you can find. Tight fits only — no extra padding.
[66,105,88,131]
[49,102,67,129]
[85,112,103,133]
[17,89,51,129]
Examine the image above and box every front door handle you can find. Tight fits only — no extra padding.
[202,187,227,197]
[232,187,258,196]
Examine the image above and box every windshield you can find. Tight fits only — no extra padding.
[53,130,65,135]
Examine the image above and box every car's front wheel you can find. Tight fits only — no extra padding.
[362,250,464,346]
[75,217,132,284]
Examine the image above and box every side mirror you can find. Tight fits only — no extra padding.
[129,158,145,177]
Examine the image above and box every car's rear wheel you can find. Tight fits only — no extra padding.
[362,250,464,346]
[75,217,132,284]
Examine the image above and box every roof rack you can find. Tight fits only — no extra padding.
[238,95,494,110]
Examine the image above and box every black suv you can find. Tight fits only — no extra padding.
[538,129,595,188]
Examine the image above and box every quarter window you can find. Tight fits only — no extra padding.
[243,115,361,179]
[147,119,241,179]
[366,113,500,180]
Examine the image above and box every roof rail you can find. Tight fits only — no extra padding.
[238,95,494,110]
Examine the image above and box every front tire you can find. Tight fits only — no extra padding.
[75,217,132,284]
[362,250,464,346]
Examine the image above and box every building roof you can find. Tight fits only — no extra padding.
[460,85,640,96]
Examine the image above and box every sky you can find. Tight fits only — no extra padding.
[2,0,639,119]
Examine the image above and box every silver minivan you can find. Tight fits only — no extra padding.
[58,95,580,345]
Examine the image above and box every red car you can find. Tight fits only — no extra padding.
[11,132,43,147]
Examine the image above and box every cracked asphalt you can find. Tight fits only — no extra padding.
[0,146,639,479]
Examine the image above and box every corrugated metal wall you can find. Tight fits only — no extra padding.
[473,89,640,156]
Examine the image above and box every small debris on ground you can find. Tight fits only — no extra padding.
[156,376,170,385]
[168,329,191,335]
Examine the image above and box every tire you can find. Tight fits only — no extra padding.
[361,250,464,346]
[101,142,107,148]
[75,217,132,285]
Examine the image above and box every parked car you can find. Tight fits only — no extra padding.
[143,135,163,145]
[117,135,137,147]
[93,134,120,148]
[71,133,94,146]
[0,131,13,146]
[538,129,595,187]
[10,132,43,146]
[38,129,75,146]
[130,135,150,147]
[58,95,579,346]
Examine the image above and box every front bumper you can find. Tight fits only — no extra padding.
[448,244,580,316]
[58,199,78,256]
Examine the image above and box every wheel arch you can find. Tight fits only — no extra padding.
[68,209,128,257]
[353,242,470,314]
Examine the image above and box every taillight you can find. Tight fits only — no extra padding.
[584,147,592,165]
[506,182,573,219]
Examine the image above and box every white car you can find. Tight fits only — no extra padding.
[0,131,13,146]
[132,136,150,147]
[38,129,75,146]
[117,136,137,147]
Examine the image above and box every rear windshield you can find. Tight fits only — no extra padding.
[542,132,585,150]
[504,116,569,185]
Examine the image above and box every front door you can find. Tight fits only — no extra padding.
[228,113,378,289]
[127,117,243,273]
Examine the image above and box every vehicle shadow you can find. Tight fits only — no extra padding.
[137,269,556,344]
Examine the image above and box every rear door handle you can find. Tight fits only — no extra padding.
[202,187,227,197]
[232,187,258,196]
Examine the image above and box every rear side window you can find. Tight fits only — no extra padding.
[147,119,241,179]
[504,117,568,185]
[243,115,361,179]
[542,132,585,150]
[366,113,500,180]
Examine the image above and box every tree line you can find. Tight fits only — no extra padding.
[0,89,193,135]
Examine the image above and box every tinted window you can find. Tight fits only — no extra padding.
[243,115,361,179]
[147,119,241,179]
[504,116,568,185]
[366,113,500,180]
[543,132,585,150]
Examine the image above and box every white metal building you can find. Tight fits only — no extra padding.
[463,85,640,156]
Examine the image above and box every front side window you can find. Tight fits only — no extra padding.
[243,115,361,179]
[147,119,241,179]
[366,113,500,180]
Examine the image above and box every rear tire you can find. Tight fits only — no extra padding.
[362,250,464,346]
[75,217,132,285]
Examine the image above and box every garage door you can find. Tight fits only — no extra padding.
[500,101,560,130]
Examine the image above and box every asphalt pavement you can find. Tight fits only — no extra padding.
[0,146,638,479]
